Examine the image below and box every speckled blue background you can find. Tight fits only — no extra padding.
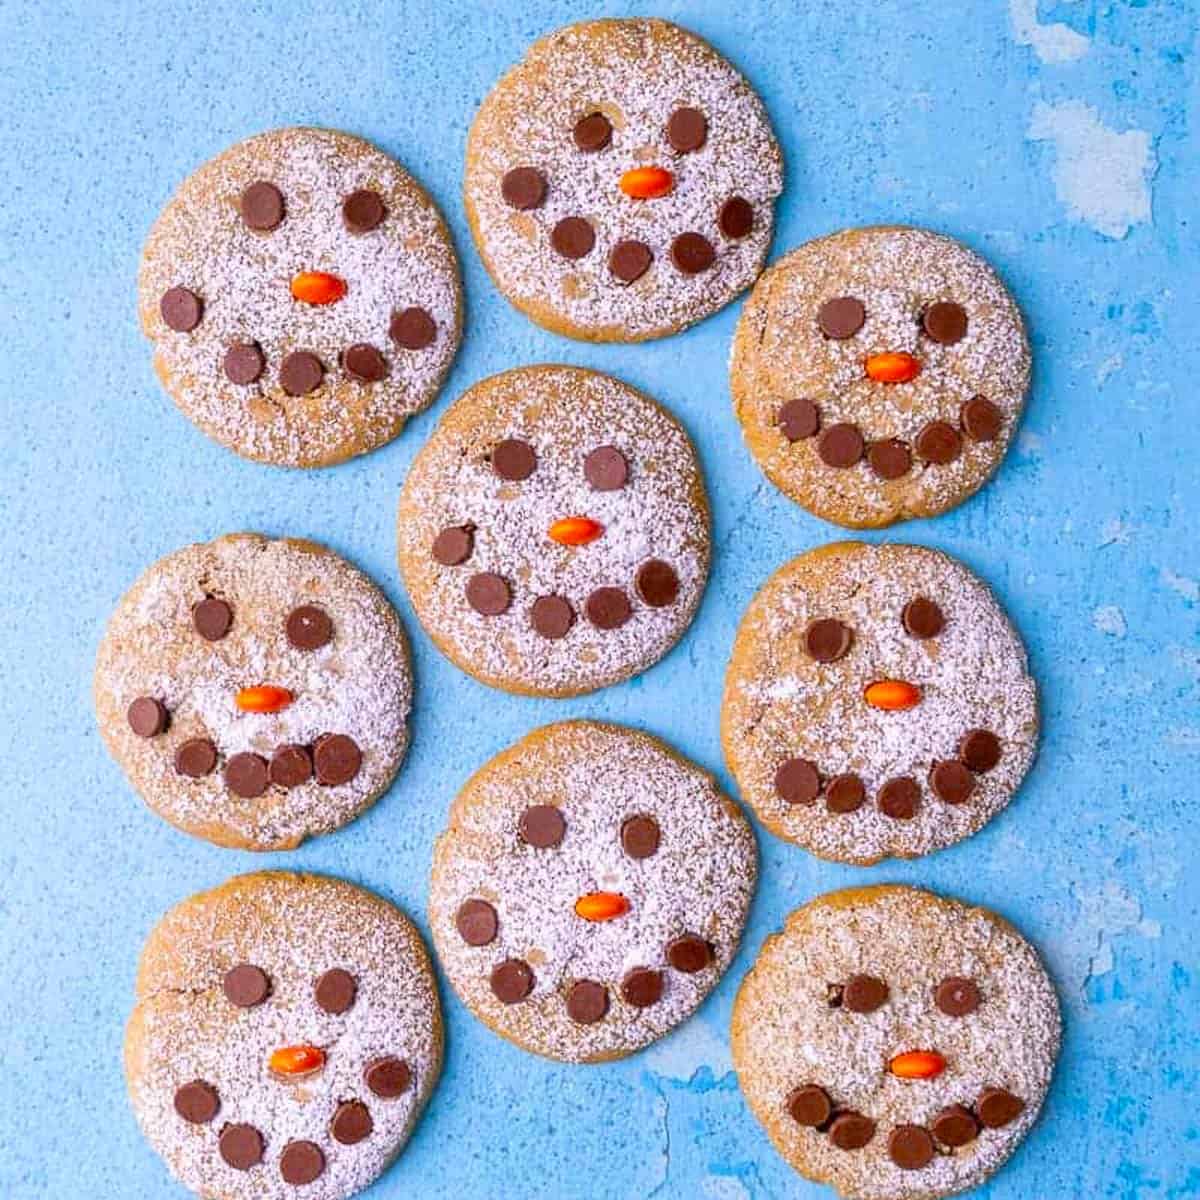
[0,1,1195,1197]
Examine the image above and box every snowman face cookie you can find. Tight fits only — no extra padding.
[732,886,1060,1200]
[731,226,1030,527]
[125,873,442,1200]
[397,366,710,697]
[139,126,461,466]
[465,19,783,342]
[94,534,412,850]
[722,542,1037,865]
[428,722,757,1062]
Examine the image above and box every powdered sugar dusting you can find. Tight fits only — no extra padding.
[465,19,782,341]
[126,873,441,1200]
[722,543,1037,864]
[94,534,412,849]
[397,366,710,696]
[732,886,1061,1200]
[428,722,757,1062]
[138,127,461,466]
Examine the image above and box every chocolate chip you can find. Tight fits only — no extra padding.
[671,232,715,274]
[586,587,631,630]
[584,445,628,491]
[636,560,679,608]
[519,804,565,848]
[868,439,912,480]
[609,239,653,284]
[174,1080,219,1124]
[573,112,612,151]
[667,106,708,152]
[492,438,537,481]
[127,696,167,738]
[977,1087,1025,1128]
[531,595,574,640]
[315,967,356,1014]
[931,1105,980,1148]
[433,525,474,566]
[342,188,387,234]
[566,979,609,1024]
[621,968,664,1008]
[175,738,218,779]
[269,744,313,789]
[843,974,889,1013]
[903,596,944,639]
[666,934,712,974]
[490,958,534,1004]
[719,196,754,239]
[193,597,233,641]
[224,752,269,798]
[817,423,865,468]
[825,773,866,814]
[621,815,660,859]
[286,604,332,650]
[224,341,264,385]
[878,776,920,819]
[456,898,498,946]
[240,181,284,231]
[959,728,1001,773]
[775,758,820,805]
[889,1124,935,1170]
[501,166,546,210]
[219,1123,264,1170]
[778,398,820,442]
[279,351,324,396]
[223,963,270,1008]
[331,1100,372,1145]
[930,759,976,805]
[962,395,1004,442]
[365,1056,411,1098]
[923,300,968,345]
[805,618,853,663]
[818,297,865,339]
[916,420,963,464]
[342,342,387,383]
[279,1140,324,1185]
[551,216,595,259]
[824,1114,874,1154]
[466,572,511,616]
[786,1084,832,1128]
[389,306,436,350]
[936,975,981,1017]
[313,734,361,786]
[160,287,202,332]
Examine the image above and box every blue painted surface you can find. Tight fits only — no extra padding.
[0,1,1195,1197]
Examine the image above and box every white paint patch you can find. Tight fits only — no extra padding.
[1010,0,1090,63]
[643,1016,734,1082]
[1070,880,1161,994]
[1096,353,1123,386]
[1098,517,1133,547]
[1162,568,1200,603]
[1165,726,1200,751]
[1018,430,1044,456]
[1028,100,1155,239]
[1092,605,1127,638]
[1170,645,1200,681]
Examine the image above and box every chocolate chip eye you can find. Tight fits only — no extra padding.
[286,604,332,650]
[667,106,707,153]
[491,438,537,481]
[902,596,944,639]
[935,975,981,1016]
[342,188,387,234]
[817,296,866,339]
[223,963,271,1008]
[518,804,565,848]
[805,618,853,663]
[314,968,357,1014]
[922,300,968,345]
[842,973,889,1013]
[584,444,628,491]
[573,112,612,152]
[193,597,233,641]
[240,180,285,231]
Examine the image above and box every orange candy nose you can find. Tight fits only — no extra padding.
[574,892,630,922]
[235,685,293,713]
[290,271,347,305]
[890,1050,946,1080]
[865,351,921,383]
[864,679,922,711]
[548,516,604,546]
[269,1045,325,1077]
[619,166,674,199]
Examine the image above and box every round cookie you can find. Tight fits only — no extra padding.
[465,18,783,342]
[397,365,710,697]
[731,225,1030,527]
[139,127,462,467]
[722,542,1037,865]
[94,533,412,850]
[125,872,442,1200]
[732,885,1061,1200]
[428,721,757,1062]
